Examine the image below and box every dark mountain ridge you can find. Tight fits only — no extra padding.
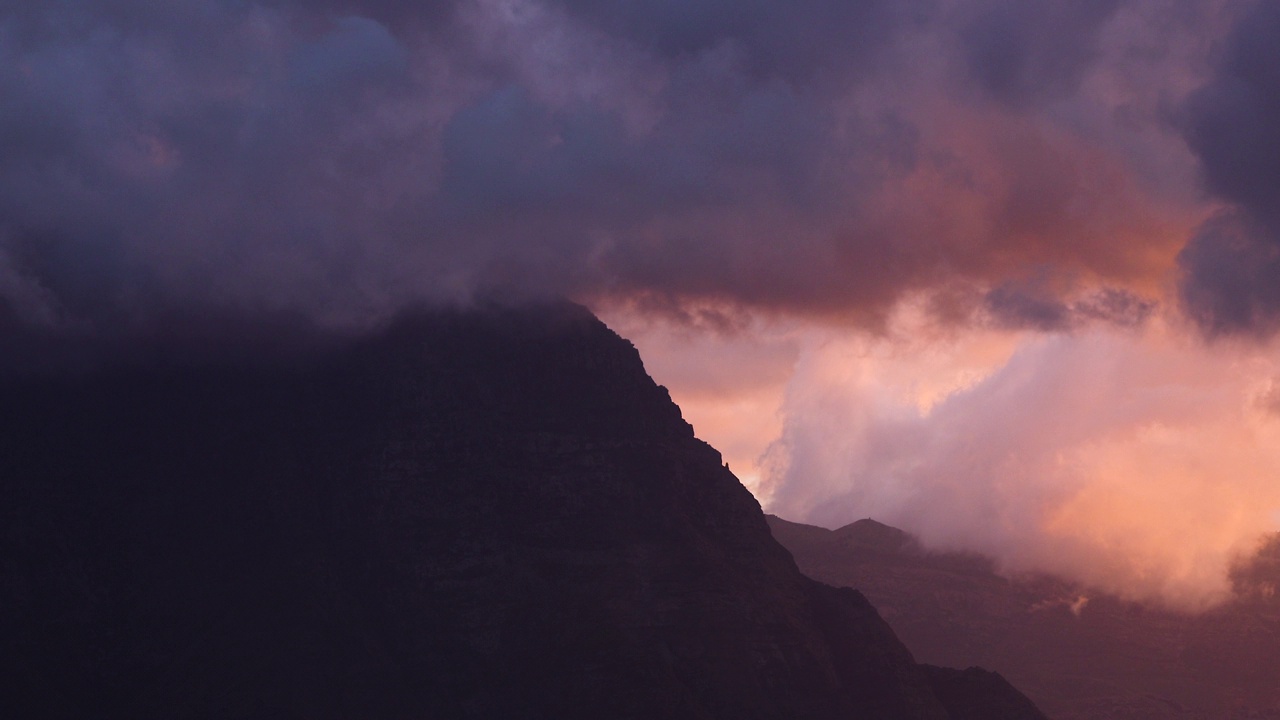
[1,303,1044,719]
[769,514,1280,720]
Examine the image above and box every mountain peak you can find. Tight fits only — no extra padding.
[833,518,919,552]
[2,303,1043,719]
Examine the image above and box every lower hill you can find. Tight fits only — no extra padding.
[768,515,1280,720]
[0,302,1044,719]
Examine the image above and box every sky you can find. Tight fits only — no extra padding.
[3,0,1280,609]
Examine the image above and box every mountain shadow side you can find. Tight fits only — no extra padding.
[1,302,1046,719]
[768,515,1280,720]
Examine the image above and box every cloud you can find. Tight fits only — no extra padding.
[1179,211,1280,336]
[0,0,1211,346]
[547,0,934,84]
[984,276,1155,331]
[1178,0,1280,335]
[760,314,1280,609]
[952,0,1123,104]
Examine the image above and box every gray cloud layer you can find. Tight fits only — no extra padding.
[1179,1,1280,335]
[0,0,1255,346]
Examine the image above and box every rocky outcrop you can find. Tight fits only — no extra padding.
[1,302,1045,719]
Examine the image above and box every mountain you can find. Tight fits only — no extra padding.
[768,515,1280,720]
[0,302,1045,719]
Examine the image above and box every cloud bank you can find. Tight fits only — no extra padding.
[757,312,1280,609]
[1179,1,1280,335]
[0,0,1225,335]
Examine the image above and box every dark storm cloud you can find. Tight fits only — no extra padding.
[985,277,1073,330]
[1182,1,1280,224]
[985,277,1154,332]
[0,0,1191,355]
[433,78,875,310]
[953,0,1123,104]
[1179,0,1280,336]
[549,0,934,83]
[1179,211,1280,336]
[0,0,915,335]
[0,0,428,322]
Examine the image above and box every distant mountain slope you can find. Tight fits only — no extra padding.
[769,515,1280,720]
[0,302,1045,719]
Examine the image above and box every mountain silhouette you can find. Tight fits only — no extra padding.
[2,302,1045,719]
[769,514,1280,720]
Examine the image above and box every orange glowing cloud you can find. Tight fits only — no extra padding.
[752,312,1280,610]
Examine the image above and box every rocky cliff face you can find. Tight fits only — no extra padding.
[1,303,1045,719]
